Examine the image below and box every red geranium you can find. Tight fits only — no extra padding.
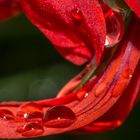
[0,0,140,138]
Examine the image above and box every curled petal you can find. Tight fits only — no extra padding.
[0,15,139,138]
[75,61,140,133]
[20,0,106,65]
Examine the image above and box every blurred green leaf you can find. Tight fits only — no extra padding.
[0,14,82,102]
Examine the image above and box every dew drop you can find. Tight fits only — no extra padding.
[17,122,44,137]
[71,8,83,23]
[123,73,133,79]
[76,88,88,100]
[105,9,124,47]
[84,93,89,98]
[25,112,43,122]
[123,68,133,79]
[95,83,106,97]
[0,109,15,120]
[44,105,76,128]
[112,80,126,97]
[16,102,43,122]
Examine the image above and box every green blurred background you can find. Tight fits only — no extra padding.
[0,13,140,140]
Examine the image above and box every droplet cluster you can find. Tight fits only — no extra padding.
[0,102,76,137]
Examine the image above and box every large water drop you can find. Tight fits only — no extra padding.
[44,105,76,128]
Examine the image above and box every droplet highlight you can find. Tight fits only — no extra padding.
[16,102,43,122]
[104,9,124,47]
[25,112,43,122]
[84,93,89,98]
[0,109,15,120]
[76,88,88,100]
[17,122,44,137]
[123,68,133,79]
[71,8,83,23]
[44,105,76,128]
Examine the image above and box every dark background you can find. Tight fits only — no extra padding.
[0,14,140,140]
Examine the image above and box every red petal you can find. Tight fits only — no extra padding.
[125,0,140,17]
[0,0,21,21]
[0,15,139,139]
[75,60,140,133]
[20,0,106,65]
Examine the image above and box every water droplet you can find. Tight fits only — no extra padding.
[25,112,43,122]
[17,122,44,137]
[105,38,110,46]
[95,83,106,97]
[84,93,89,98]
[16,102,43,122]
[44,106,76,128]
[0,109,15,120]
[76,88,88,100]
[123,73,133,79]
[71,8,83,23]
[123,68,133,79]
[112,80,126,97]
[105,10,124,47]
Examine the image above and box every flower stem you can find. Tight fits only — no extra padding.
[73,4,132,92]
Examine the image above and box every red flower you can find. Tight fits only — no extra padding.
[0,0,140,139]
[20,0,106,65]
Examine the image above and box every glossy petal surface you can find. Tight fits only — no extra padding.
[0,15,139,138]
[20,0,106,65]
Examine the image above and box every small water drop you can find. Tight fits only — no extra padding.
[44,105,76,128]
[105,38,110,46]
[0,109,15,120]
[84,93,89,98]
[95,83,106,97]
[71,8,83,23]
[76,88,88,100]
[123,68,133,79]
[112,80,127,97]
[17,122,44,137]
[16,102,43,122]
[104,9,124,47]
